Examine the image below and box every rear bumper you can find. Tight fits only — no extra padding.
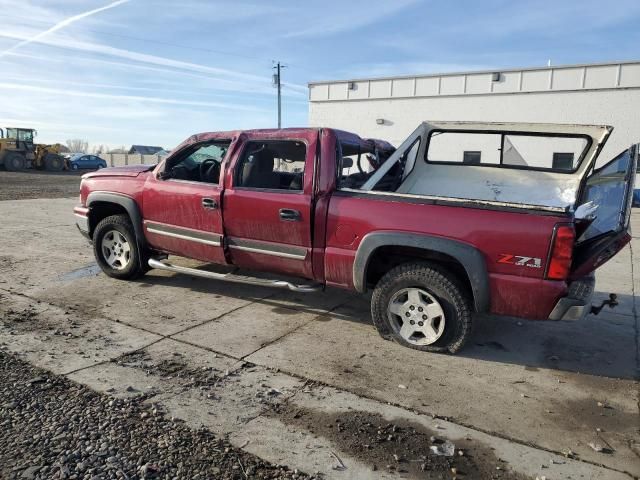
[548,274,595,321]
[74,206,91,240]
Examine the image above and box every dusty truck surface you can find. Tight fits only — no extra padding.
[74,122,637,353]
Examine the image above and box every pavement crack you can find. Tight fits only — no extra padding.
[63,337,167,377]
[240,299,351,361]
[167,292,277,339]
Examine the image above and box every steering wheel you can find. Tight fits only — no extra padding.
[357,154,380,174]
[199,159,217,182]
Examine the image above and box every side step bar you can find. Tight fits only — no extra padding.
[148,258,322,293]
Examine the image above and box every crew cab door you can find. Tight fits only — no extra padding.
[571,144,638,278]
[141,139,232,264]
[222,133,317,279]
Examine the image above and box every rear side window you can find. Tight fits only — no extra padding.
[426,131,590,172]
[428,132,501,164]
[236,140,306,191]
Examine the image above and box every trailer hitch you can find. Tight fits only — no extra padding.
[590,294,618,315]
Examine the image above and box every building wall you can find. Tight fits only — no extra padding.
[309,62,640,166]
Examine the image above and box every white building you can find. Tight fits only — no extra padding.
[308,61,640,166]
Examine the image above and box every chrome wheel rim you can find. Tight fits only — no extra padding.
[387,287,445,346]
[101,230,131,270]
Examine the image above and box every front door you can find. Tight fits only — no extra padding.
[142,140,231,264]
[223,134,317,279]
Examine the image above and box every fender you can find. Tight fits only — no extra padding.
[353,231,490,312]
[86,191,146,247]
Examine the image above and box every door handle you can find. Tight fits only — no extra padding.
[279,208,301,221]
[202,198,218,210]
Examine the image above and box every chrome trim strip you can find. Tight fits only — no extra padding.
[227,238,307,260]
[146,223,221,247]
[228,244,305,260]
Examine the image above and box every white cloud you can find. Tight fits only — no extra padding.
[0,83,269,111]
[283,0,422,38]
[0,30,308,93]
[0,0,130,58]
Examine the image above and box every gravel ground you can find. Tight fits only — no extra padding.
[0,170,82,200]
[0,351,309,480]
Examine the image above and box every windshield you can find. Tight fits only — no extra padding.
[6,128,34,142]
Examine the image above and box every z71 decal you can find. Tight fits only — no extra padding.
[497,254,542,269]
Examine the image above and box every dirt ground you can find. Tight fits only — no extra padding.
[0,170,82,200]
[0,192,637,479]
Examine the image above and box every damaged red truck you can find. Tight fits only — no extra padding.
[74,122,637,353]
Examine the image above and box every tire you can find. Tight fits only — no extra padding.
[93,214,146,280]
[44,154,64,171]
[71,163,79,171]
[3,152,26,171]
[371,262,473,354]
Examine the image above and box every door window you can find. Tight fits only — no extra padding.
[236,140,306,191]
[577,147,636,242]
[163,141,230,184]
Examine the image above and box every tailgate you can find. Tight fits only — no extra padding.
[571,144,638,278]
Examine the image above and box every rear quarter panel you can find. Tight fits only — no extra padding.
[325,193,569,319]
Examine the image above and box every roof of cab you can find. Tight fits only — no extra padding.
[170,127,395,158]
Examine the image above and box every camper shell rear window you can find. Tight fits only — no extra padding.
[425,129,592,173]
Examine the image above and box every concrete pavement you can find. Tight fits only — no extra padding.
[0,197,637,479]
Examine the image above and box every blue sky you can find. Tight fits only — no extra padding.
[1,0,639,149]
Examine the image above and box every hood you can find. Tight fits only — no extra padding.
[82,164,155,179]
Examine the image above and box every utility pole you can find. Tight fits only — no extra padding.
[272,61,286,128]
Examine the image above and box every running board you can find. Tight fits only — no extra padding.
[148,258,322,293]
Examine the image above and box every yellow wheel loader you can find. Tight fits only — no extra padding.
[0,128,65,171]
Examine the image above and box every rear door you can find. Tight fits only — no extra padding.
[222,132,318,279]
[571,144,638,278]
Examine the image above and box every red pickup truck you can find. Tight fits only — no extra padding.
[74,122,637,353]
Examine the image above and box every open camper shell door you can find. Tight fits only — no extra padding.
[571,144,637,278]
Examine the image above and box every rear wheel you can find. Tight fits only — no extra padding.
[371,262,473,353]
[44,153,64,171]
[93,214,146,280]
[3,152,26,171]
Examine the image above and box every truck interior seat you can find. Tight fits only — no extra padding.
[241,149,280,189]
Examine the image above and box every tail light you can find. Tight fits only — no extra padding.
[545,224,575,280]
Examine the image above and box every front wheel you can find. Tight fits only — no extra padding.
[93,214,146,280]
[44,153,64,171]
[371,262,473,354]
[71,163,79,171]
[3,152,26,171]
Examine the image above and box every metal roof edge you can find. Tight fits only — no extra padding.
[307,59,640,86]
